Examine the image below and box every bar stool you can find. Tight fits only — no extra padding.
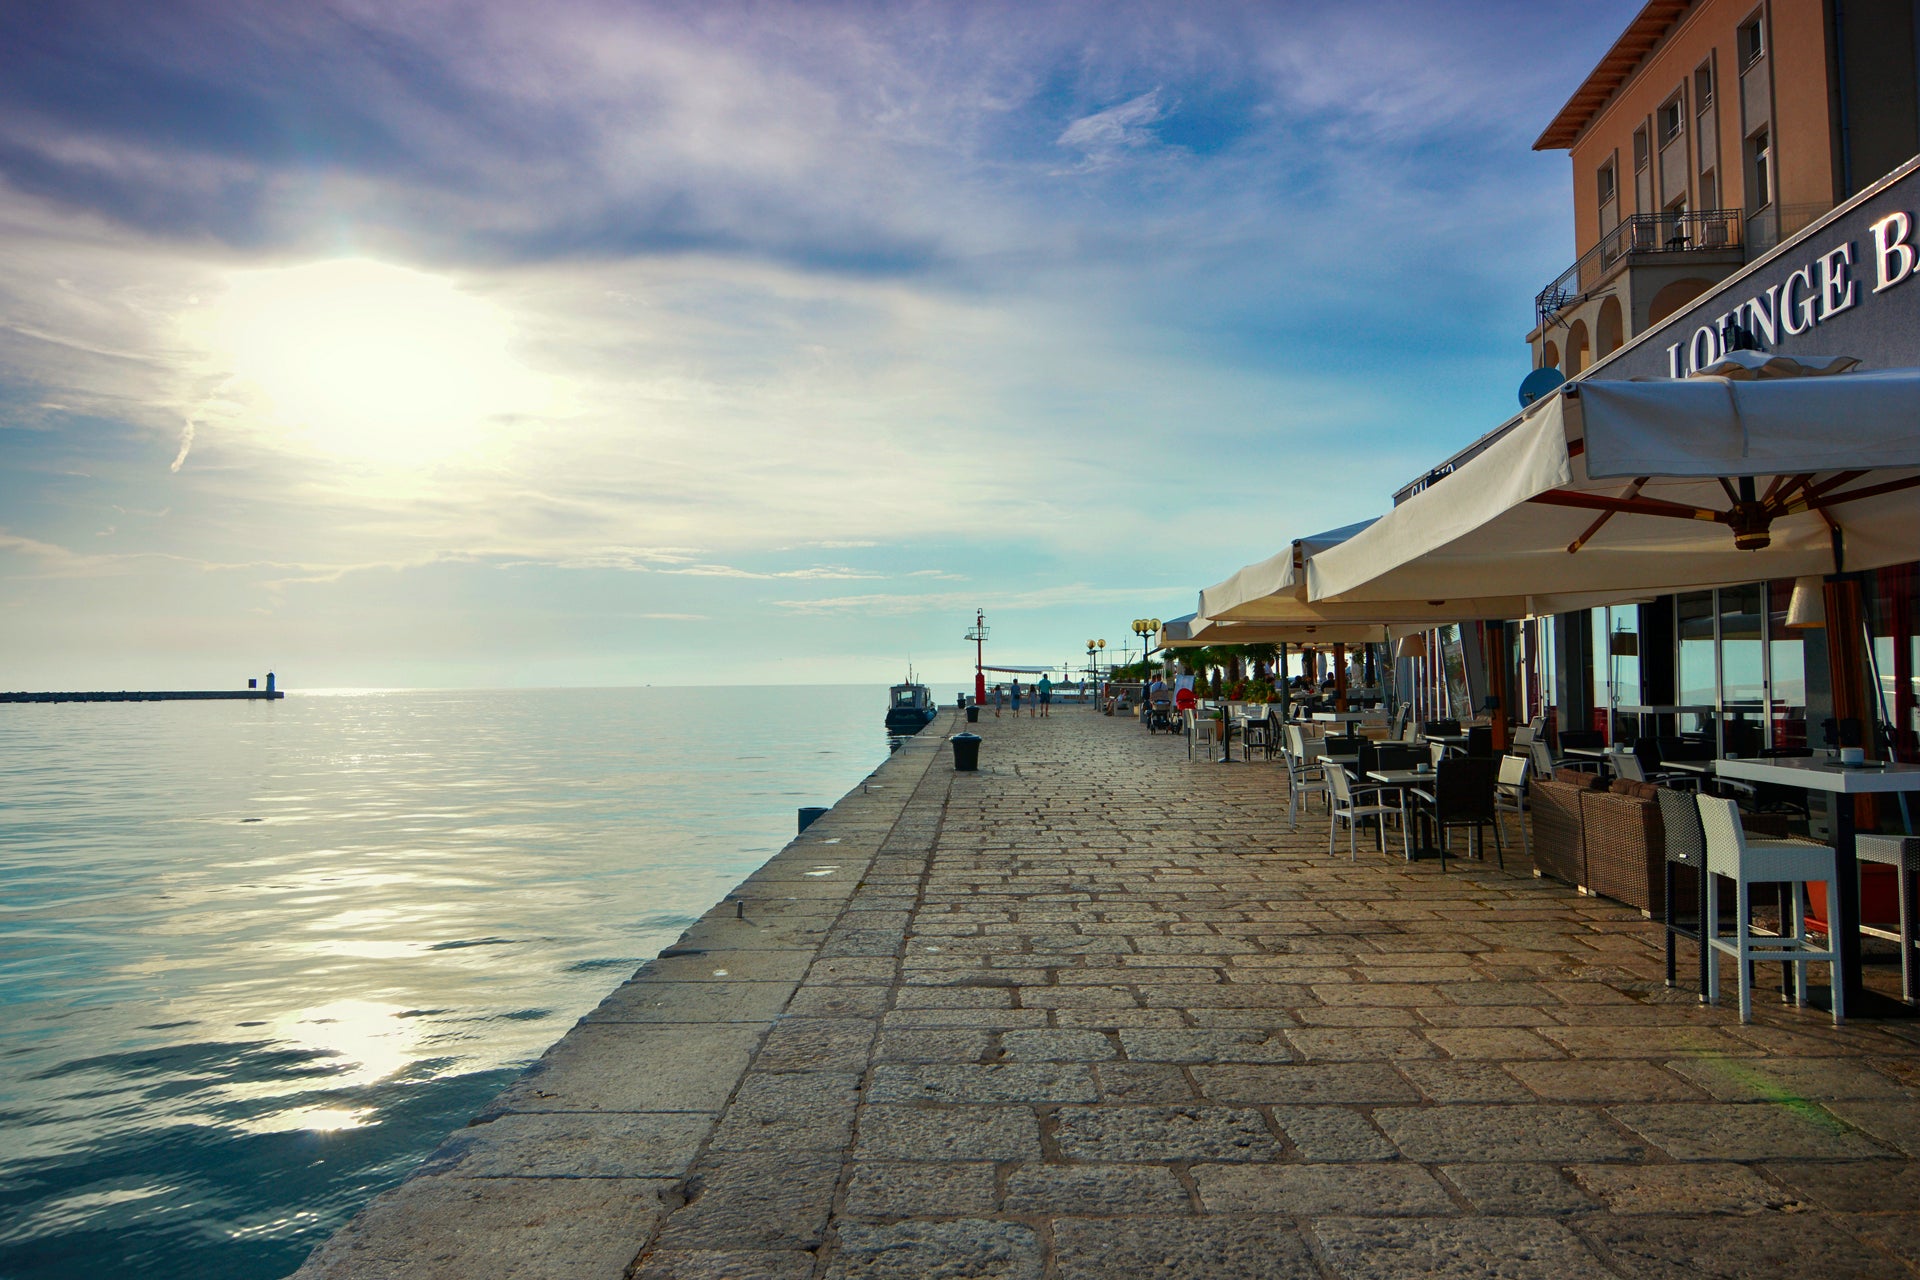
[1696,795,1844,1025]
[1855,835,1920,1004]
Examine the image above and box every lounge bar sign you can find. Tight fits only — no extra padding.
[1664,211,1920,377]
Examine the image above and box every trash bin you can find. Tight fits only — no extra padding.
[950,732,982,771]
[966,705,980,723]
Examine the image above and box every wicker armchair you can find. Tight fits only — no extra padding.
[1528,771,1595,888]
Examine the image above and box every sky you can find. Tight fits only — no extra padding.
[0,0,1641,690]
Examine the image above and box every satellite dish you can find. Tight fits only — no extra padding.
[1519,365,1566,407]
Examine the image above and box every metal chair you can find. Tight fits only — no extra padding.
[1493,754,1531,861]
[1327,764,1403,860]
[1855,835,1920,1004]
[1186,710,1222,761]
[1696,794,1843,1025]
[1412,756,1501,871]
[1240,707,1277,760]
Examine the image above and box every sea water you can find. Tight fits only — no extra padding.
[0,686,922,1280]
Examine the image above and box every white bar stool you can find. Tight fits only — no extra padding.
[1855,834,1920,1004]
[1696,795,1844,1026]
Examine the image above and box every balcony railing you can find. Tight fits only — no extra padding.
[1534,209,1744,327]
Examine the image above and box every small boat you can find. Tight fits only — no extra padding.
[884,674,939,734]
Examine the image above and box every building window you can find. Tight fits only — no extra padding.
[1739,14,1766,68]
[1598,159,1618,236]
[1659,96,1685,145]
[1750,128,1772,208]
[1695,62,1715,110]
[1634,126,1650,172]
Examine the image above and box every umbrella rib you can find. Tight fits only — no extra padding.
[1807,470,1869,499]
[1529,488,1724,523]
[1565,478,1649,554]
[1766,473,1817,513]
[1717,476,1741,506]
[1796,473,1920,511]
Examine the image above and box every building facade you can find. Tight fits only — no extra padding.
[1528,0,1920,375]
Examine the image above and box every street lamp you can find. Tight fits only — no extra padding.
[1130,618,1161,685]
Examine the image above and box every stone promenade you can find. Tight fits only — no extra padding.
[299,706,1920,1280]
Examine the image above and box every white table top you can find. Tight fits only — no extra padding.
[1712,756,1920,793]
[1561,746,1609,759]
[1368,768,1434,785]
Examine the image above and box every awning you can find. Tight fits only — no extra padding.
[1200,518,1640,624]
[1158,612,1390,649]
[1308,365,1920,609]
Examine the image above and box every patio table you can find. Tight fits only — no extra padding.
[1369,767,1438,860]
[1711,756,1920,1009]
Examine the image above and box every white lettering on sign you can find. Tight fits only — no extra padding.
[1872,211,1915,292]
[1817,243,1858,320]
[1654,207,1919,374]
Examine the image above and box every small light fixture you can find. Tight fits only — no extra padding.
[1785,576,1826,629]
[1393,634,1429,660]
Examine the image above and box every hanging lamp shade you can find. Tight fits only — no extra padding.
[1393,634,1428,660]
[1785,576,1827,629]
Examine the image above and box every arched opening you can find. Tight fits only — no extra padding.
[1566,319,1591,373]
[1595,296,1624,358]
[1647,277,1715,328]
[1541,339,1561,372]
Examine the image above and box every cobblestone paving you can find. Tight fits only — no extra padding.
[638,708,1920,1280]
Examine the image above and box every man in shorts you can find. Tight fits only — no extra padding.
[1037,673,1053,717]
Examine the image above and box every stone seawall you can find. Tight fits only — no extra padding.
[291,711,957,1279]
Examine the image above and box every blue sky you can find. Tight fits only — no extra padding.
[0,0,1638,689]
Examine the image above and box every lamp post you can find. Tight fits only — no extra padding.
[966,609,990,705]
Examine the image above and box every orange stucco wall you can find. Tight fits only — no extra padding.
[1566,0,1836,256]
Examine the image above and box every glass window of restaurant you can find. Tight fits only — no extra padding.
[1871,563,1920,762]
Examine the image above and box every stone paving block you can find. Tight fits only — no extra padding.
[1271,1106,1398,1160]
[1416,1005,1555,1027]
[1760,1158,1920,1211]
[894,986,1014,1008]
[422,1112,712,1178]
[827,1219,1044,1280]
[484,1024,763,1115]
[784,984,891,1018]
[1091,1062,1195,1103]
[1610,1102,1892,1161]
[294,1174,675,1280]
[1839,1212,1920,1271]
[1017,985,1140,1009]
[644,950,819,983]
[1116,1029,1296,1064]
[1439,1163,1604,1215]
[1396,1061,1544,1103]
[1504,1060,1706,1103]
[1291,1006,1420,1027]
[1286,1028,1439,1062]
[1577,1212,1911,1278]
[1537,1025,1759,1058]
[867,1063,1097,1104]
[1203,1063,1413,1108]
[1192,1163,1455,1216]
[1423,1028,1565,1061]
[872,1029,992,1063]
[806,957,900,984]
[710,1072,860,1153]
[842,1162,998,1218]
[999,1029,1115,1061]
[856,1105,1042,1162]
[634,1249,815,1280]
[656,1154,841,1250]
[1061,1007,1208,1029]
[1050,1105,1282,1162]
[586,979,798,1023]
[1664,1055,1920,1103]
[1050,1215,1316,1280]
[754,1018,876,1072]
[880,1008,1050,1030]
[1308,1216,1612,1279]
[999,1162,1189,1214]
[1570,1162,1803,1214]
[1374,1104,1648,1162]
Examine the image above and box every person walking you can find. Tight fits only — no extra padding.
[993,683,1004,718]
[1037,673,1052,718]
[1010,679,1022,715]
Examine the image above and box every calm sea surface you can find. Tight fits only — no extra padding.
[0,685,926,1280]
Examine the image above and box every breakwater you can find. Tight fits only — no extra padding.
[2,690,286,703]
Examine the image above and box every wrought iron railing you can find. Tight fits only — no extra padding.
[1534,209,1744,326]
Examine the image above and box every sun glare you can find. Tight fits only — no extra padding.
[193,258,554,466]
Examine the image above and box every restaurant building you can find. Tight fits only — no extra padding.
[1401,0,1920,826]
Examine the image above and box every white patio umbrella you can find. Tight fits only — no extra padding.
[1158,613,1392,649]
[1307,359,1920,607]
[1201,519,1645,625]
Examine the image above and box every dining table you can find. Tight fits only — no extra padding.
[1711,755,1920,1010]
[1367,766,1439,861]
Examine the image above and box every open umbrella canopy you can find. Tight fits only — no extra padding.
[1307,363,1920,608]
[1200,518,1641,624]
[1158,612,1389,648]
